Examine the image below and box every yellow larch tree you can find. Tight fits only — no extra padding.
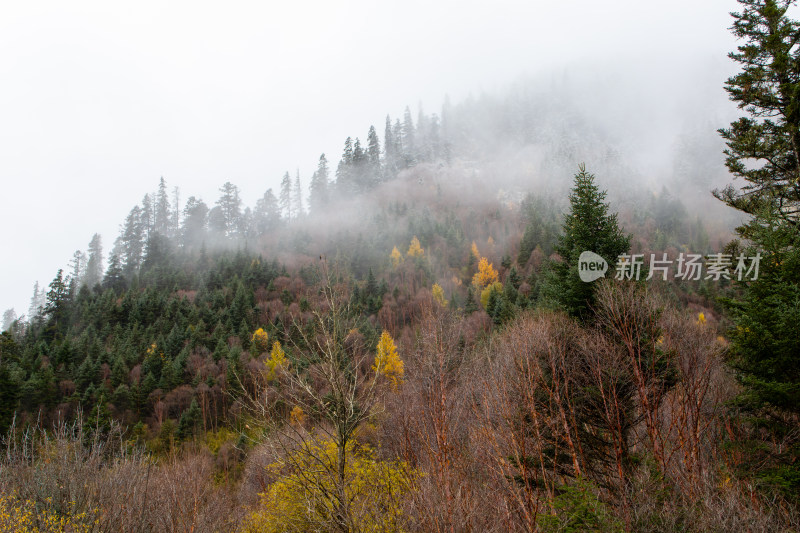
[372,330,404,388]
[265,341,287,382]
[289,405,306,426]
[407,236,424,258]
[432,283,447,307]
[472,257,499,289]
[471,241,480,259]
[390,246,404,267]
[241,438,413,533]
[251,327,270,354]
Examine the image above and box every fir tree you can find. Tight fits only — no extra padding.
[280,171,293,220]
[384,115,397,178]
[402,106,415,167]
[367,125,381,185]
[85,233,104,289]
[309,153,330,213]
[181,196,209,248]
[714,0,800,500]
[118,205,144,275]
[336,137,356,195]
[155,176,172,236]
[177,398,201,440]
[217,182,242,237]
[542,165,630,319]
[293,170,304,218]
[254,188,281,233]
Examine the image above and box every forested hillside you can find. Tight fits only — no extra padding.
[1,2,799,531]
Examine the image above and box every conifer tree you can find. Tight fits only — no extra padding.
[714,0,800,499]
[715,0,800,230]
[543,165,630,318]
[85,233,103,289]
[280,171,293,220]
[118,205,144,275]
[155,176,172,236]
[217,182,242,237]
[402,106,415,167]
[337,137,356,195]
[45,269,71,334]
[28,281,45,322]
[140,194,155,240]
[102,252,126,291]
[181,196,209,248]
[309,153,330,213]
[293,170,304,218]
[254,188,281,233]
[367,125,381,184]
[384,115,397,178]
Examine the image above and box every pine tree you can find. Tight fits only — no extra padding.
[542,165,630,318]
[293,170,304,218]
[140,194,155,240]
[402,106,416,167]
[714,0,800,230]
[172,185,181,237]
[337,137,356,195]
[1,309,16,332]
[45,269,70,332]
[118,205,144,275]
[280,172,293,220]
[28,281,45,322]
[181,196,209,248]
[384,115,397,178]
[68,250,86,293]
[217,182,242,237]
[155,176,172,236]
[714,0,800,500]
[367,125,381,185]
[254,188,281,233]
[309,154,330,213]
[177,398,201,440]
[85,234,103,289]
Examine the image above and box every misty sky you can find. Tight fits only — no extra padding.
[0,0,737,317]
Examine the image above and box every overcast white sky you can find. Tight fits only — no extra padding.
[0,0,736,316]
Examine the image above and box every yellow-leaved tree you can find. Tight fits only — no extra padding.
[265,341,287,382]
[251,327,270,354]
[373,330,404,388]
[0,493,99,533]
[390,246,404,267]
[432,283,447,307]
[241,438,413,533]
[407,236,424,258]
[471,241,480,259]
[480,281,503,309]
[472,257,499,289]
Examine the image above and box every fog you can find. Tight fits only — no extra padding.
[0,0,738,316]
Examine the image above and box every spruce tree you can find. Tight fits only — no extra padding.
[543,165,630,318]
[367,125,381,184]
[402,107,415,167]
[216,182,242,237]
[309,153,329,213]
[715,0,800,500]
[293,170,304,218]
[280,171,293,220]
[155,176,172,236]
[254,188,281,233]
[85,233,104,289]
